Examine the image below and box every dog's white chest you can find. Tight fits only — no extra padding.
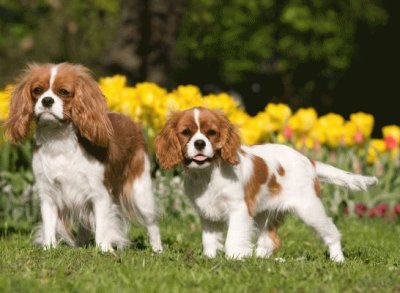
[184,168,242,222]
[33,129,105,208]
[192,189,229,221]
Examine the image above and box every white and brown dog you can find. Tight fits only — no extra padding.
[155,107,377,262]
[4,63,162,253]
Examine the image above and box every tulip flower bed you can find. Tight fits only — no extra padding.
[349,202,400,219]
[0,77,399,225]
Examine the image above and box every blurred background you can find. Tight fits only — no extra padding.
[0,0,398,134]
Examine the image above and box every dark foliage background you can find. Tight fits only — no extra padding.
[0,0,398,134]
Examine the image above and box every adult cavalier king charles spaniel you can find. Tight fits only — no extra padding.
[155,107,377,262]
[4,63,162,253]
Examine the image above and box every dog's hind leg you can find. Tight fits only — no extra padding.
[254,212,281,258]
[293,194,344,262]
[129,156,163,253]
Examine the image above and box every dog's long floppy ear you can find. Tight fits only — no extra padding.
[155,112,184,169]
[3,66,35,143]
[71,66,113,147]
[215,110,241,165]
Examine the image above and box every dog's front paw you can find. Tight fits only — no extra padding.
[255,246,273,258]
[225,247,252,260]
[43,243,57,250]
[204,249,218,258]
[330,252,345,263]
[151,243,163,254]
[42,239,57,250]
[329,242,345,263]
[97,242,115,253]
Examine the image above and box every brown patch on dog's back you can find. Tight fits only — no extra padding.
[245,155,268,216]
[308,157,316,167]
[79,112,148,217]
[277,164,285,176]
[107,113,147,202]
[307,158,321,197]
[314,177,321,197]
[268,174,281,196]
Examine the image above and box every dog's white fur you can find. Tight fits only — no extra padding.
[156,107,378,262]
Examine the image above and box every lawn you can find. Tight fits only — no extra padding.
[1,215,399,293]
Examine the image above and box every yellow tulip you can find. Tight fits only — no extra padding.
[0,85,13,121]
[343,121,357,146]
[173,85,202,109]
[276,133,287,144]
[288,108,317,134]
[164,93,181,113]
[203,93,239,116]
[229,109,251,128]
[367,139,386,163]
[135,82,166,107]
[294,135,314,150]
[318,113,345,128]
[350,112,374,141]
[240,118,263,145]
[309,122,326,145]
[382,125,400,144]
[99,75,127,109]
[252,112,274,142]
[264,103,292,131]
[229,110,260,144]
[325,125,346,148]
[316,113,345,148]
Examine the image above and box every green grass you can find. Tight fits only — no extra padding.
[1,216,399,293]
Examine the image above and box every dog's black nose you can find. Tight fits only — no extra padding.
[41,97,54,108]
[194,139,206,150]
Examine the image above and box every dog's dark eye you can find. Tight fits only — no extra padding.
[207,129,217,136]
[58,88,70,96]
[32,87,43,95]
[181,129,191,136]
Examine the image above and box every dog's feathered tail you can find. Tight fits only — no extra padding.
[315,161,378,191]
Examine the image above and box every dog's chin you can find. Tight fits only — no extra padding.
[36,112,63,126]
[184,154,213,169]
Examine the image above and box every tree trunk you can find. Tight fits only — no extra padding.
[104,0,187,86]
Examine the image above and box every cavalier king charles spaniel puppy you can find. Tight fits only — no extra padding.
[155,107,377,262]
[4,63,162,253]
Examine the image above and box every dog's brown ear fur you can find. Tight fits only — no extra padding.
[215,110,241,165]
[155,112,184,169]
[3,64,38,143]
[71,65,113,147]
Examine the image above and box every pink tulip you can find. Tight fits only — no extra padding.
[283,126,293,139]
[355,203,368,216]
[394,204,400,215]
[367,203,388,217]
[375,203,388,214]
[384,136,398,150]
[354,131,364,144]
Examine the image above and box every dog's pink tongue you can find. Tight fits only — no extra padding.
[194,154,208,161]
